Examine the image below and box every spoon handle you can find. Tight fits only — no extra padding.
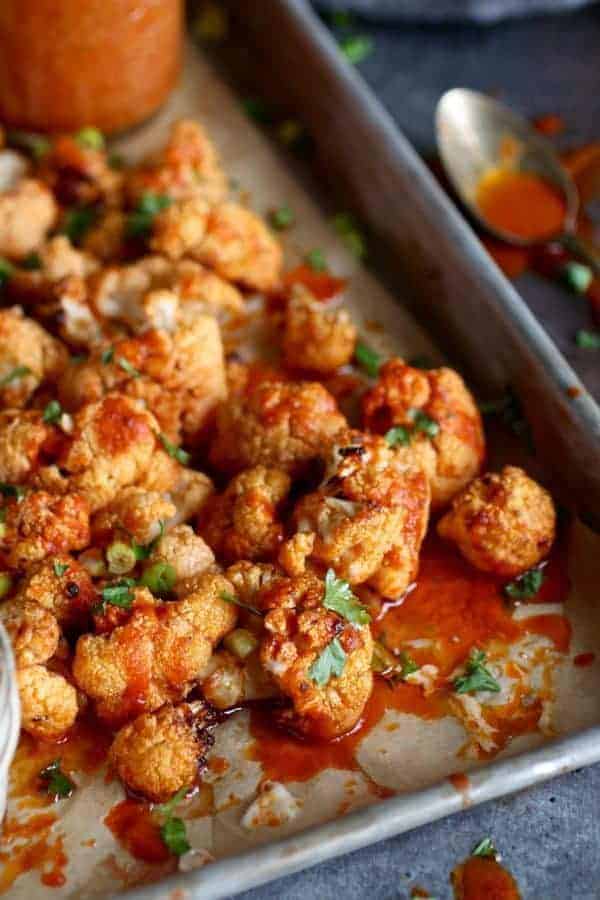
[560,233,600,278]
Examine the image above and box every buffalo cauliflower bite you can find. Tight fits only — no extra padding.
[200,466,291,564]
[190,203,283,292]
[362,358,485,508]
[16,555,97,627]
[0,179,56,258]
[2,491,90,569]
[150,196,209,260]
[0,308,68,408]
[18,664,78,740]
[258,572,373,739]
[437,465,556,577]
[125,119,228,207]
[37,134,122,208]
[109,701,216,802]
[0,410,52,483]
[73,576,236,723]
[92,487,176,547]
[0,600,60,667]
[282,288,356,375]
[210,368,347,477]
[147,525,215,595]
[293,430,430,597]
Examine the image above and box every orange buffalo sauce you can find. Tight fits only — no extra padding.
[476,169,566,243]
[104,800,171,865]
[0,0,182,133]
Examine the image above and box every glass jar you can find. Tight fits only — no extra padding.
[0,624,20,823]
[0,0,182,134]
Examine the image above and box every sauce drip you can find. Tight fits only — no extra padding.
[451,855,521,900]
[104,800,170,865]
[476,169,566,242]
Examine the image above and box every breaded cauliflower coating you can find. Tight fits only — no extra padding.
[0,410,52,484]
[73,576,236,723]
[282,288,356,374]
[258,571,373,739]
[190,203,283,292]
[109,701,215,802]
[0,179,57,258]
[92,487,176,546]
[150,196,209,260]
[437,465,556,577]
[125,119,228,207]
[37,134,122,207]
[18,664,78,740]
[147,525,215,595]
[2,491,90,569]
[54,395,159,511]
[0,307,68,408]
[293,430,430,597]
[0,600,60,667]
[362,358,485,508]
[16,555,98,627]
[209,367,347,477]
[200,465,291,564]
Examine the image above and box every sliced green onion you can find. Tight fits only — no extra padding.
[140,561,176,595]
[106,541,137,575]
[224,628,259,660]
[75,127,105,151]
[354,341,381,378]
[43,400,63,424]
[562,261,592,294]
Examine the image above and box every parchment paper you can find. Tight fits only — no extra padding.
[3,43,600,899]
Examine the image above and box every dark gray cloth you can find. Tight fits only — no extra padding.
[316,0,597,23]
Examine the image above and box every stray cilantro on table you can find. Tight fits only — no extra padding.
[322,569,370,624]
[269,205,295,231]
[561,261,592,295]
[453,650,501,695]
[0,365,31,387]
[39,759,75,800]
[221,590,263,618]
[339,34,373,65]
[53,560,70,577]
[504,567,544,600]
[354,341,380,378]
[155,786,190,856]
[126,192,172,238]
[157,432,191,465]
[576,329,600,350]
[60,206,96,244]
[43,400,63,424]
[75,126,105,151]
[308,637,346,686]
[304,248,327,271]
[331,212,366,259]
[472,836,498,859]
[385,426,411,447]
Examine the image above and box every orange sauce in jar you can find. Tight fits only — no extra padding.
[476,169,566,242]
[0,0,182,134]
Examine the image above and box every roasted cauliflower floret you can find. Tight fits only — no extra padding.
[16,555,98,627]
[37,134,121,207]
[0,307,68,408]
[362,358,485,508]
[190,203,283,292]
[282,288,356,374]
[147,525,215,595]
[0,179,56,258]
[0,410,52,484]
[2,491,90,569]
[210,368,346,477]
[109,701,215,802]
[53,395,159,511]
[73,576,236,723]
[258,572,373,739]
[92,487,176,546]
[293,430,430,597]
[0,600,60,668]
[200,466,291,564]
[150,196,209,260]
[125,119,227,207]
[163,466,215,524]
[18,664,78,740]
[437,465,556,577]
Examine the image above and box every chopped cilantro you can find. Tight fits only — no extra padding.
[21,252,41,270]
[304,248,327,271]
[331,212,366,259]
[0,482,26,500]
[472,836,498,859]
[398,651,419,679]
[0,365,31,387]
[39,759,75,800]
[504,567,544,600]
[408,408,440,438]
[53,560,70,577]
[101,346,115,364]
[453,650,501,695]
[60,206,96,244]
[385,426,411,447]
[43,400,63,424]
[269,205,295,231]
[157,433,190,465]
[116,356,141,378]
[0,258,14,286]
[576,329,600,349]
[308,637,346,686]
[95,578,136,614]
[160,817,190,857]
[126,193,172,238]
[220,590,263,618]
[354,341,380,378]
[322,569,370,624]
[562,261,592,295]
[75,127,105,151]
[339,34,373,65]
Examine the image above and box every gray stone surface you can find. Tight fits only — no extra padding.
[235,6,600,898]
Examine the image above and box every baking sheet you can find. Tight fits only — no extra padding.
[3,37,600,900]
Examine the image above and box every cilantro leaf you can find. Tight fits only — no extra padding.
[116,356,141,378]
[157,433,190,465]
[331,212,366,259]
[0,258,14,287]
[339,34,373,65]
[354,341,380,378]
[126,192,172,238]
[322,569,370,624]
[160,817,190,856]
[53,560,70,577]
[0,365,31,387]
[220,591,263,618]
[101,346,115,364]
[269,206,295,231]
[155,786,189,819]
[385,426,411,447]
[60,206,96,244]
[308,637,346,686]
[408,408,440,438]
[472,837,497,859]
[39,759,75,800]
[21,252,41,270]
[95,578,136,614]
[305,248,327,271]
[43,400,63,424]
[453,650,501,695]
[576,329,600,350]
[504,567,544,600]
[398,651,419,679]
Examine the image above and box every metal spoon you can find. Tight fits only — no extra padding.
[435,87,600,274]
